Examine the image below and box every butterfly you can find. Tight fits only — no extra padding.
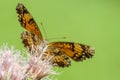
[16,3,95,67]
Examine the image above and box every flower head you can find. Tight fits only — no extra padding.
[0,45,56,80]
[0,45,26,80]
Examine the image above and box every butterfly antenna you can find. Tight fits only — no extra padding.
[40,22,48,39]
[40,22,67,40]
[48,36,67,40]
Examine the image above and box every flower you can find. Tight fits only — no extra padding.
[0,45,56,80]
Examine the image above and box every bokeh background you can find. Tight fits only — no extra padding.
[0,0,120,80]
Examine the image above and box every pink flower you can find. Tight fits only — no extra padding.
[0,45,56,80]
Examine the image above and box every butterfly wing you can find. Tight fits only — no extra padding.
[52,53,71,67]
[48,42,95,62]
[21,31,42,54]
[16,3,43,41]
[16,3,43,53]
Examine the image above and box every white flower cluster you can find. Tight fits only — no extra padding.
[0,45,56,80]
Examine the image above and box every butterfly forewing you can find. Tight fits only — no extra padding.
[48,42,94,61]
[16,3,43,40]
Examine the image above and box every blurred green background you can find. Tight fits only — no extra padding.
[0,0,120,80]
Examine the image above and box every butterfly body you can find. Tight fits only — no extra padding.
[16,3,95,67]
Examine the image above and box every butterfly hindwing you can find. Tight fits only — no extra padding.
[21,31,42,54]
[52,53,71,67]
[45,45,71,67]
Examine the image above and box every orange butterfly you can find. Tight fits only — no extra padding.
[16,3,95,67]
